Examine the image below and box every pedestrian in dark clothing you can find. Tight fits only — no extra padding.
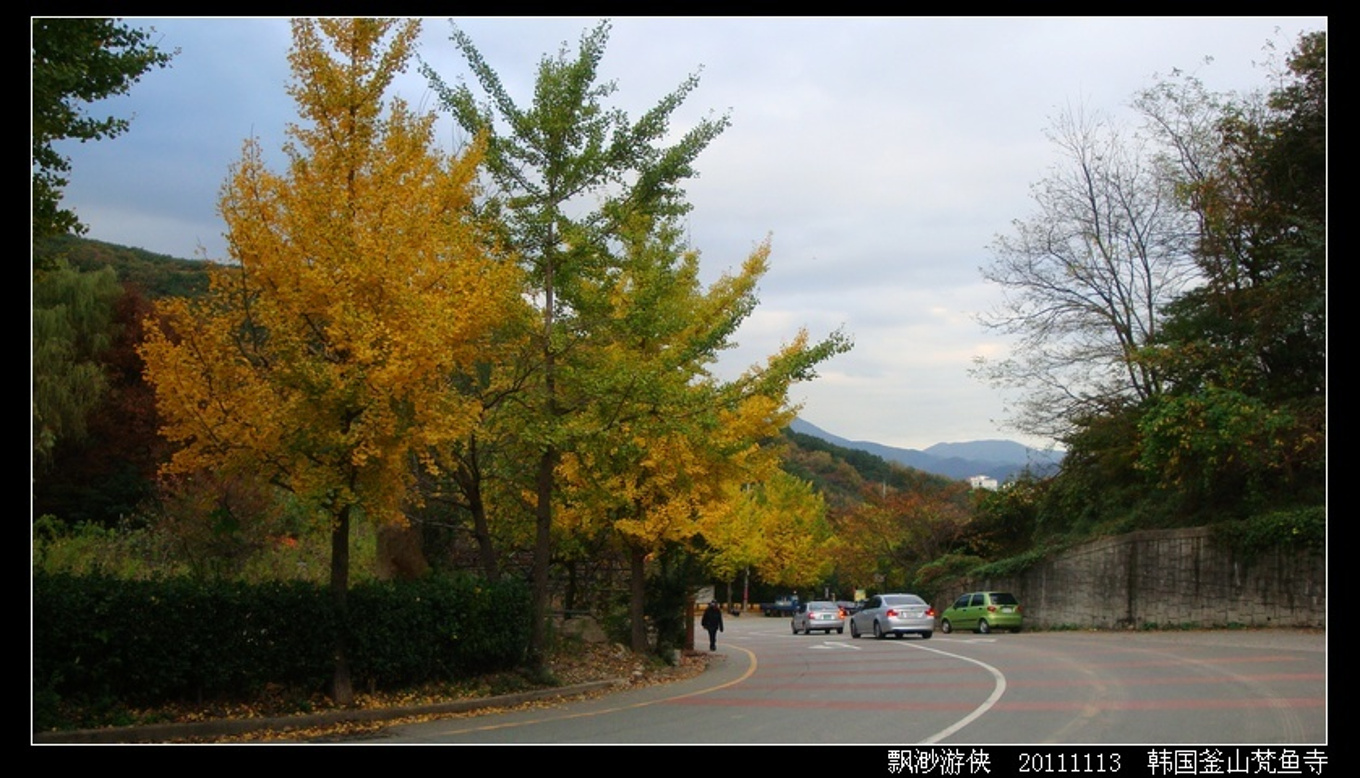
[701,600,724,651]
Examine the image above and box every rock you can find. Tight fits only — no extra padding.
[555,614,609,644]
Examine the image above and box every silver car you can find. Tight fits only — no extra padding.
[791,600,845,634]
[849,593,935,639]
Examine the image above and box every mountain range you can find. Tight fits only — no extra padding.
[788,418,1063,484]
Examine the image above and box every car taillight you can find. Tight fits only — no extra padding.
[925,608,936,617]
[987,605,997,612]
[886,609,897,618]
[839,608,846,618]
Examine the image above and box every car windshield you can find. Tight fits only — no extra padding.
[883,595,924,606]
[990,593,1019,605]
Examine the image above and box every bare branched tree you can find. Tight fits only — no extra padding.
[974,103,1203,441]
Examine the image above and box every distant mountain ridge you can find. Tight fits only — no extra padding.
[788,418,1063,483]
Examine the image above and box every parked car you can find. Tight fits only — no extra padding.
[940,591,1023,634]
[791,600,845,634]
[849,593,934,639]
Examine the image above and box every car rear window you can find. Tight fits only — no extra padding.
[883,595,925,606]
[809,602,837,610]
[990,593,1019,605]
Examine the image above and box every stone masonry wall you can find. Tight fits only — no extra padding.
[965,526,1325,630]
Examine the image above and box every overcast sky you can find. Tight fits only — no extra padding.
[51,16,1326,452]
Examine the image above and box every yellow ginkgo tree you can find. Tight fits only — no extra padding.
[138,18,522,703]
[556,220,850,652]
[703,469,838,599]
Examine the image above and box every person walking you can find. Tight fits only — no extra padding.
[701,600,724,651]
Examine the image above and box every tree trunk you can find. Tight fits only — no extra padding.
[685,596,695,652]
[457,439,499,582]
[527,238,558,672]
[528,446,557,669]
[329,505,354,705]
[629,545,648,653]
[469,491,499,583]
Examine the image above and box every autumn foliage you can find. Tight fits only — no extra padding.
[126,18,855,676]
[141,19,520,529]
[138,19,523,701]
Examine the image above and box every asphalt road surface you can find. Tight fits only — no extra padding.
[378,612,1326,745]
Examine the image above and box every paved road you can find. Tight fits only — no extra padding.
[379,614,1326,744]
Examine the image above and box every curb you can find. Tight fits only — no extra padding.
[33,678,625,744]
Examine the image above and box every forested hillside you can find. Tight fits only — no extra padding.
[34,234,211,299]
[779,427,957,511]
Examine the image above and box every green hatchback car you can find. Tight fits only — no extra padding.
[940,591,1023,634]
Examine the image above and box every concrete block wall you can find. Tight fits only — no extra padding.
[965,527,1325,630]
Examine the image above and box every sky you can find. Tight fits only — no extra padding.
[50,16,1327,452]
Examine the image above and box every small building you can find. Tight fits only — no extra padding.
[968,474,999,491]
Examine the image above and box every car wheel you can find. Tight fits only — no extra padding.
[791,621,799,634]
[873,621,885,639]
[850,621,861,639]
[922,631,933,640]
[941,619,953,634]
[978,619,991,634]
[837,628,844,634]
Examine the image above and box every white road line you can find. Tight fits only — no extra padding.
[903,641,1008,744]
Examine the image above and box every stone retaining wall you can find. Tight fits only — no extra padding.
[964,527,1325,629]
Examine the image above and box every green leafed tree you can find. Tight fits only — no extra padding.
[1136,31,1326,512]
[423,20,735,666]
[32,259,121,468]
[31,18,174,245]
[426,21,851,660]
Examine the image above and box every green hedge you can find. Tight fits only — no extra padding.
[347,575,528,686]
[33,572,529,713]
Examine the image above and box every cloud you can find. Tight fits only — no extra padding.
[52,16,1325,452]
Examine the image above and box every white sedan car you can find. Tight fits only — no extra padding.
[849,593,935,639]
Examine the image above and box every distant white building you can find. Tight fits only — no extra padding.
[968,475,999,491]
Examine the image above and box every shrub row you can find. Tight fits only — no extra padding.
[33,572,529,712]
